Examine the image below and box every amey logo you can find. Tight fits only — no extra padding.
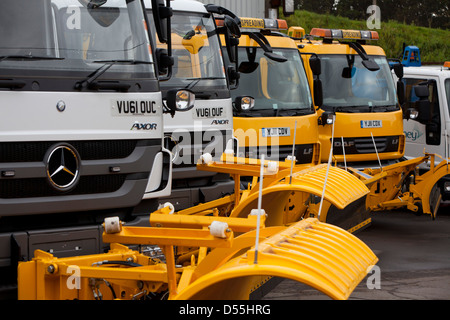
[404,129,423,141]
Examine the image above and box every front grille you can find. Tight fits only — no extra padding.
[240,144,315,164]
[333,136,400,155]
[0,175,127,199]
[0,140,138,163]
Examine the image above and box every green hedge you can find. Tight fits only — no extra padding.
[282,10,450,63]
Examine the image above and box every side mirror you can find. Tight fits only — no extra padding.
[413,85,431,124]
[234,96,255,112]
[166,89,195,117]
[223,15,241,38]
[313,79,323,108]
[227,65,240,87]
[309,56,321,76]
[397,80,405,106]
[206,4,241,38]
[309,55,323,108]
[205,4,241,64]
[225,36,239,64]
[155,48,174,75]
[414,84,429,98]
[393,63,404,79]
[151,0,172,44]
[416,100,431,123]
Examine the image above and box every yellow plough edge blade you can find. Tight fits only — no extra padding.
[18,218,377,300]
[176,218,378,300]
[195,159,370,226]
[232,165,369,219]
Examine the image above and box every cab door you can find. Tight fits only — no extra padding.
[403,76,443,161]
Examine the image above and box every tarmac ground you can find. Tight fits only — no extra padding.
[263,203,450,300]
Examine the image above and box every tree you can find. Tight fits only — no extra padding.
[335,0,368,20]
[297,0,337,15]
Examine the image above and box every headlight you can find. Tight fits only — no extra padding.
[320,111,334,125]
[409,109,419,120]
[175,90,195,111]
[444,182,450,192]
[166,89,195,114]
[240,97,255,110]
[234,96,255,112]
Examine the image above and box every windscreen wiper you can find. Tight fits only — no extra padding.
[334,105,371,113]
[345,42,379,71]
[185,77,226,80]
[276,108,314,116]
[185,77,226,90]
[371,105,398,112]
[0,55,64,62]
[75,59,152,91]
[243,31,288,63]
[235,109,272,117]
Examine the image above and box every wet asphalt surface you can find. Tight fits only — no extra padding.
[263,204,450,300]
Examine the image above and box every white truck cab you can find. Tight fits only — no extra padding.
[0,0,175,297]
[143,0,239,211]
[401,62,450,200]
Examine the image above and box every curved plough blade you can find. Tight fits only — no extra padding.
[174,218,378,300]
[231,165,370,226]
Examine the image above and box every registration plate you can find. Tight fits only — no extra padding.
[262,127,291,137]
[360,120,382,128]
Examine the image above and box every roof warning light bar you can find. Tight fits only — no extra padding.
[310,28,379,40]
[239,17,288,30]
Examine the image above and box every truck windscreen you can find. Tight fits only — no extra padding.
[319,54,398,112]
[232,47,314,116]
[0,0,156,91]
[150,11,228,96]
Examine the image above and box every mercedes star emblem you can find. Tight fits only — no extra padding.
[45,143,80,191]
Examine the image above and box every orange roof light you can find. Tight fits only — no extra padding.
[309,28,332,38]
[370,31,379,40]
[276,19,288,30]
[444,61,450,68]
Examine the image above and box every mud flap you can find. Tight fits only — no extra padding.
[174,218,378,300]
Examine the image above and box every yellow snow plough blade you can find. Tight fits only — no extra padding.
[175,218,378,300]
[231,164,369,220]
[18,215,377,300]
[355,153,449,218]
[196,157,370,226]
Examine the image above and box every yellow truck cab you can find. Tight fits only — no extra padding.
[222,18,321,167]
[291,27,405,168]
